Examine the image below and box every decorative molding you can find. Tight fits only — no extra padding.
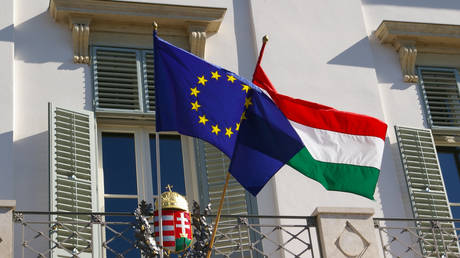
[375,21,460,83]
[189,25,206,58]
[398,42,418,83]
[71,21,90,64]
[336,221,369,257]
[49,0,227,63]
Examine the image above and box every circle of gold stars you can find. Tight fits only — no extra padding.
[189,70,252,139]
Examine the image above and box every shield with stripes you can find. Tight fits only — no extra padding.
[153,209,193,252]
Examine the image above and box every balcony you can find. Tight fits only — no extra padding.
[9,210,460,257]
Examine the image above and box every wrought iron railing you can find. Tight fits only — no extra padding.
[13,211,319,258]
[374,217,460,258]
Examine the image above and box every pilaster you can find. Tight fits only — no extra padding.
[0,200,16,257]
[312,207,381,258]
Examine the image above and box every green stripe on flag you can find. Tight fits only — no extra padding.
[287,147,379,199]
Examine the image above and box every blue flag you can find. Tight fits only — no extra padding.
[154,34,303,195]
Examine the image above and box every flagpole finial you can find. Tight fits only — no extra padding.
[153,21,158,31]
[262,35,269,43]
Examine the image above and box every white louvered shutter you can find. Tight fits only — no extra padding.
[418,67,460,128]
[395,126,459,256]
[201,142,252,256]
[142,50,156,112]
[93,48,142,112]
[49,103,96,257]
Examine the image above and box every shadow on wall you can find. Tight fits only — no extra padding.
[0,131,14,200]
[0,11,93,110]
[376,139,413,218]
[232,0,257,79]
[0,11,79,71]
[363,0,460,9]
[13,131,49,211]
[327,37,375,68]
[0,24,13,43]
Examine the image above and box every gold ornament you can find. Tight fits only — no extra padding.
[155,185,189,212]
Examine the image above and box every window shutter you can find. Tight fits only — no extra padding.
[395,126,459,255]
[142,50,155,112]
[418,67,460,128]
[49,103,96,257]
[199,142,253,255]
[93,47,142,112]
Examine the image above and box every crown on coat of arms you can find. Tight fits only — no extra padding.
[156,185,189,212]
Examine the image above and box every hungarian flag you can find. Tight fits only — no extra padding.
[229,65,387,199]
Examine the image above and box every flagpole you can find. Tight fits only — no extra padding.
[206,171,231,258]
[153,21,164,258]
[254,35,269,73]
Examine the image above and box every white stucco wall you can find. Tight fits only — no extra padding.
[0,0,15,201]
[13,0,90,212]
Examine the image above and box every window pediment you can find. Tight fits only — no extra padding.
[49,0,226,63]
[375,21,460,82]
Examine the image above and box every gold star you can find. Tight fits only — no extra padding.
[235,122,240,131]
[244,97,253,108]
[211,71,221,80]
[211,124,221,135]
[241,84,251,93]
[198,115,209,125]
[191,101,201,111]
[227,75,236,83]
[190,87,200,97]
[225,127,234,138]
[241,111,247,121]
[197,75,208,86]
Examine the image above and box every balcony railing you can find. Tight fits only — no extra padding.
[374,217,460,258]
[12,210,460,257]
[13,211,319,258]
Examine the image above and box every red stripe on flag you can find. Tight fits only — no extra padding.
[163,241,175,247]
[252,66,387,140]
[153,221,174,226]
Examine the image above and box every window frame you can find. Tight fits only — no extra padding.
[95,123,198,212]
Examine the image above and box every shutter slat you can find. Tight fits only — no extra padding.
[143,51,155,112]
[395,126,459,255]
[94,48,141,111]
[49,104,95,255]
[419,67,460,128]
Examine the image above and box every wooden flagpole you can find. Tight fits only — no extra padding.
[206,35,269,258]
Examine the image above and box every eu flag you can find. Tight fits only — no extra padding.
[154,35,252,157]
[154,34,303,195]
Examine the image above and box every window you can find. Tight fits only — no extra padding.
[395,67,460,255]
[97,127,187,212]
[417,67,460,129]
[436,147,460,233]
[92,47,154,114]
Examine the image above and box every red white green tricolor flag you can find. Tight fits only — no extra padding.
[251,64,387,199]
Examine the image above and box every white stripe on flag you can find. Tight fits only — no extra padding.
[154,215,174,221]
[290,121,384,168]
[155,226,174,232]
[155,236,175,242]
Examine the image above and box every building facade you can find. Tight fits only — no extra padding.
[1,0,459,257]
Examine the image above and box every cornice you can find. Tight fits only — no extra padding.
[49,0,226,63]
[375,21,460,82]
